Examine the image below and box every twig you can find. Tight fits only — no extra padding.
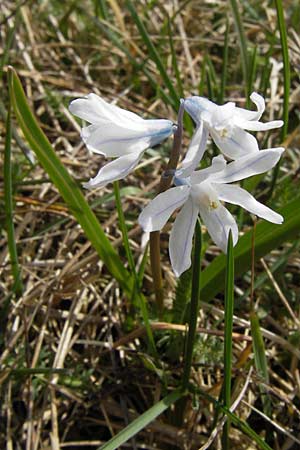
[99,321,252,355]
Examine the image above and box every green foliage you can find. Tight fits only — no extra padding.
[98,389,183,450]
[194,335,223,366]
[172,268,192,324]
[4,98,23,296]
[201,195,300,302]
[8,67,133,296]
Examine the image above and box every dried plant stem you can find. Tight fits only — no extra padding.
[149,231,164,313]
[149,100,184,314]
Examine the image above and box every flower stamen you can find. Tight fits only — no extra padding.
[209,200,219,210]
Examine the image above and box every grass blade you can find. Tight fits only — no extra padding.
[8,66,132,296]
[222,231,234,449]
[238,240,299,304]
[182,220,202,390]
[0,16,19,77]
[4,98,23,296]
[113,181,136,276]
[196,388,273,450]
[250,311,272,419]
[98,389,183,450]
[91,13,176,108]
[218,18,230,103]
[125,0,179,108]
[270,0,290,194]
[200,195,300,302]
[250,310,270,384]
[275,0,290,141]
[167,17,184,99]
[113,181,157,356]
[248,45,258,97]
[229,0,249,99]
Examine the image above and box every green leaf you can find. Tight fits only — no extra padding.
[8,66,132,296]
[4,96,23,296]
[0,19,18,78]
[113,181,157,356]
[250,311,272,417]
[182,220,202,390]
[196,387,273,450]
[247,45,258,100]
[274,0,290,142]
[269,0,290,194]
[173,268,192,324]
[98,389,183,450]
[200,196,300,301]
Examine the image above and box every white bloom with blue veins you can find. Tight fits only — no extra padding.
[179,92,283,177]
[69,93,174,188]
[139,148,284,277]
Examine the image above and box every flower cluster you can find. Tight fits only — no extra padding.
[70,93,284,276]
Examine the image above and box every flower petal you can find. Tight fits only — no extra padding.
[211,148,284,184]
[145,119,174,147]
[169,197,199,277]
[138,186,190,232]
[70,93,174,142]
[234,92,283,131]
[69,93,144,127]
[236,119,283,132]
[211,102,236,127]
[190,155,226,184]
[83,152,143,189]
[210,126,259,159]
[177,122,209,178]
[81,121,173,157]
[199,204,238,253]
[184,96,216,124]
[214,184,283,224]
[234,92,265,121]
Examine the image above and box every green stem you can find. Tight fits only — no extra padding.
[222,231,234,449]
[4,99,23,296]
[113,181,157,356]
[181,220,202,390]
[113,181,136,274]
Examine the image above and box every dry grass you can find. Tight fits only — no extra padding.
[1,1,300,449]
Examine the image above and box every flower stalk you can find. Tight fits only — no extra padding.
[149,100,184,313]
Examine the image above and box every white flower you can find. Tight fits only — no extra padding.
[139,148,284,277]
[69,93,174,188]
[179,92,283,178]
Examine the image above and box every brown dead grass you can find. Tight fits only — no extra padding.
[1,1,300,449]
